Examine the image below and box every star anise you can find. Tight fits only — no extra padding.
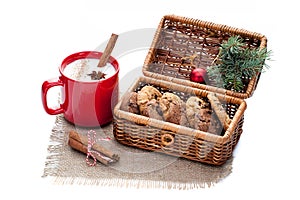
[87,71,106,80]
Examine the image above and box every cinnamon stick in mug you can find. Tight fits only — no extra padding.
[97,33,119,67]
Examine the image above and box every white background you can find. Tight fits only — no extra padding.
[0,0,299,199]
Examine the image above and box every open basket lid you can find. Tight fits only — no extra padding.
[142,15,267,99]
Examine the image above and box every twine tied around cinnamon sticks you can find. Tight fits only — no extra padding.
[68,130,120,166]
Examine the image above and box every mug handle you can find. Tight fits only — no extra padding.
[41,78,64,115]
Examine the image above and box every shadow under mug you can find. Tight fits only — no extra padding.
[41,51,119,127]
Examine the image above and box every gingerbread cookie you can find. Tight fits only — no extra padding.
[137,86,162,116]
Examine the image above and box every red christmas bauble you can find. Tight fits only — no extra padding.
[190,68,208,84]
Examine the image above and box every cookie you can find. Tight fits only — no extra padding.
[207,113,223,135]
[207,93,231,130]
[179,102,188,126]
[186,96,208,128]
[143,99,163,120]
[137,86,162,115]
[120,92,139,114]
[186,96,223,135]
[159,92,186,125]
[197,107,212,132]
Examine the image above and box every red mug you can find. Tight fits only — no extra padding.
[41,51,119,127]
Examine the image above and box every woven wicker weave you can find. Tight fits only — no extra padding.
[113,76,246,165]
[143,15,267,99]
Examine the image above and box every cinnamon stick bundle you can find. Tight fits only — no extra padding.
[68,130,119,166]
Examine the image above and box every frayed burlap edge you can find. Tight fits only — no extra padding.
[51,176,212,189]
[42,115,67,178]
[42,115,232,190]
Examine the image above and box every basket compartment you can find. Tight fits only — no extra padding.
[143,15,267,99]
[113,76,246,165]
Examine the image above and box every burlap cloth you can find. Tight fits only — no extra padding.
[42,114,233,189]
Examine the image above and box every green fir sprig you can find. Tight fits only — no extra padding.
[207,36,271,92]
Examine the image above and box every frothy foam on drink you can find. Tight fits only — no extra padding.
[63,58,116,82]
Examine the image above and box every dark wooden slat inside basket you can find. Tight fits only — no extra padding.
[113,76,247,165]
[143,15,267,99]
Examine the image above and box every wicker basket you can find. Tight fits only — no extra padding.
[113,76,246,166]
[143,15,267,99]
